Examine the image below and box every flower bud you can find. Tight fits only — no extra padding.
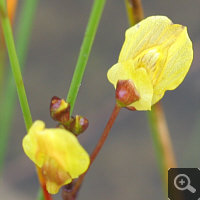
[50,96,70,123]
[116,80,140,107]
[64,115,89,136]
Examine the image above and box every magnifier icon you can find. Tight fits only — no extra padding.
[174,174,196,193]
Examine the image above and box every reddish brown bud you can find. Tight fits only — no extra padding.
[116,80,140,107]
[50,96,70,123]
[64,115,89,136]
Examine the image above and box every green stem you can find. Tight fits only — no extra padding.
[0,48,6,95]
[147,108,167,191]
[0,3,32,131]
[0,0,39,173]
[0,0,6,16]
[147,104,177,194]
[0,1,49,200]
[123,0,175,196]
[16,0,39,68]
[0,1,46,200]
[37,189,45,200]
[66,0,106,114]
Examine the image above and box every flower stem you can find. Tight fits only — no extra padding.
[153,103,177,168]
[0,34,6,95]
[70,104,121,198]
[147,103,177,192]
[0,1,50,200]
[61,103,120,200]
[0,0,18,173]
[124,0,177,195]
[37,189,45,200]
[90,104,121,164]
[0,0,39,174]
[124,0,144,25]
[37,167,53,200]
[66,0,106,114]
[0,1,32,130]
[15,0,39,68]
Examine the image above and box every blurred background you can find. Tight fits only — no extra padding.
[1,0,200,199]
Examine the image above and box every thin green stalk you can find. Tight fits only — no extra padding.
[66,0,106,114]
[0,0,6,96]
[37,189,44,200]
[0,1,44,200]
[147,109,167,191]
[16,0,39,68]
[148,104,177,194]
[0,4,32,131]
[0,42,6,95]
[0,0,6,15]
[0,0,39,173]
[0,1,48,200]
[124,0,176,196]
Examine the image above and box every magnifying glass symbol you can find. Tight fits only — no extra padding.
[174,174,196,193]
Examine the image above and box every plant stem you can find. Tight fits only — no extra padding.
[147,103,177,192]
[124,0,144,25]
[0,1,50,199]
[0,2,32,131]
[37,189,45,200]
[71,104,121,198]
[0,0,39,174]
[0,0,17,99]
[147,107,167,190]
[66,0,106,114]
[37,167,53,200]
[15,0,39,68]
[0,0,18,172]
[124,0,176,195]
[0,48,6,95]
[153,103,177,168]
[90,104,121,164]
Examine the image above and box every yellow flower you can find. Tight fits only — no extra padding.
[22,120,90,194]
[107,16,193,110]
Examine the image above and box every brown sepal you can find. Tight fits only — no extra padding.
[50,96,70,123]
[64,115,89,136]
[116,80,140,107]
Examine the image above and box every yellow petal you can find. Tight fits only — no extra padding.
[119,16,173,62]
[23,121,45,167]
[107,60,153,110]
[46,182,60,195]
[107,62,133,87]
[152,26,193,104]
[22,120,90,194]
[107,15,193,110]
[130,68,153,110]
